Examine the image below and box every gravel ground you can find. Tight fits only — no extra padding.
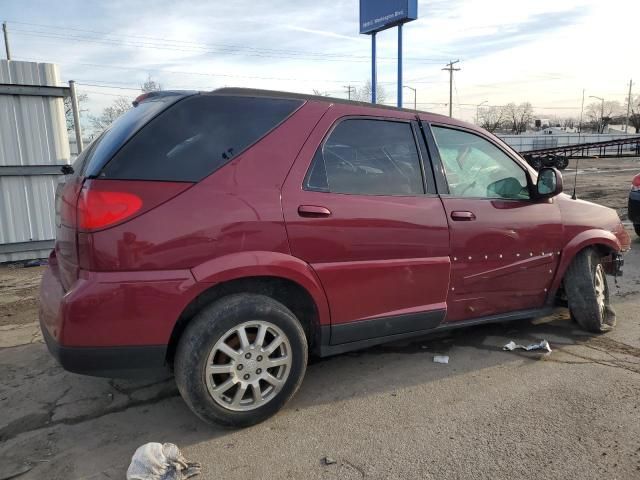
[1,157,639,480]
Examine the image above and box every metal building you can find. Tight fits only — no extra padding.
[0,60,70,262]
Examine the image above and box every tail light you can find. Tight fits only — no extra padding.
[76,180,192,271]
[632,174,640,191]
[77,190,143,230]
[77,180,192,232]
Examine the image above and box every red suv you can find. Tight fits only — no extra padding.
[40,89,630,427]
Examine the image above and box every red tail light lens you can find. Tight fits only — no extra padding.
[77,189,143,230]
[632,174,640,191]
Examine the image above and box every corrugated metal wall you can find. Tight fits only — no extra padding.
[0,60,70,262]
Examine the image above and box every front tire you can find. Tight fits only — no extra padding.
[634,224,640,237]
[175,294,308,427]
[564,248,615,333]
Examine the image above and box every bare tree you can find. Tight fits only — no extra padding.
[478,106,505,133]
[141,74,162,93]
[352,80,388,104]
[585,100,623,133]
[503,102,533,134]
[90,97,133,133]
[64,93,88,134]
[312,89,331,97]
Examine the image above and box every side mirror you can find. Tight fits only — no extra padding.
[536,167,563,199]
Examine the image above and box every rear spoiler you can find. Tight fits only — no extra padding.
[132,90,197,107]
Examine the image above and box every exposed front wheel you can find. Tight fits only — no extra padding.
[175,294,308,427]
[564,248,616,333]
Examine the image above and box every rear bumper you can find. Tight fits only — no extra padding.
[41,320,167,378]
[38,260,206,377]
[629,190,640,224]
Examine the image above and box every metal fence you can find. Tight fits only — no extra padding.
[0,60,70,262]
[498,133,637,154]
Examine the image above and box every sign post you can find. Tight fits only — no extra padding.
[359,0,418,107]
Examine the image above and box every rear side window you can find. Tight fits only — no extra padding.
[99,95,303,182]
[305,119,424,195]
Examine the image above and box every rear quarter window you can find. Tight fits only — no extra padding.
[99,95,303,182]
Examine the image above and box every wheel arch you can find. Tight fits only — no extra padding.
[547,229,622,304]
[167,252,331,365]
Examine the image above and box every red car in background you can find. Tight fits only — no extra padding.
[40,89,630,427]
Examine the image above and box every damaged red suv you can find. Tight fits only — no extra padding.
[40,89,630,427]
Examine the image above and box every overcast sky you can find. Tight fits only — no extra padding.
[3,0,638,124]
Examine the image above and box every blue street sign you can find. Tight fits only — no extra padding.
[359,0,418,35]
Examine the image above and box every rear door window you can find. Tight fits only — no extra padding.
[99,95,303,182]
[305,119,425,195]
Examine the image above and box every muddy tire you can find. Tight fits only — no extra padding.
[564,248,616,333]
[174,294,307,428]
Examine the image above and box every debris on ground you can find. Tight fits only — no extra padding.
[322,456,337,465]
[503,340,552,353]
[433,355,449,364]
[126,443,201,480]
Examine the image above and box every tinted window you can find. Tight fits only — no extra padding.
[83,94,186,177]
[305,119,424,195]
[100,95,303,182]
[431,127,530,200]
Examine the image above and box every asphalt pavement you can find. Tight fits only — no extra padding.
[1,232,639,480]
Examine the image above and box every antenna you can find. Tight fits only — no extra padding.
[571,156,580,200]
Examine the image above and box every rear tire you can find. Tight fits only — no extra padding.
[564,248,615,333]
[175,294,308,427]
[634,224,640,237]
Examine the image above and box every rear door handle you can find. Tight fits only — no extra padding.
[451,211,476,221]
[298,205,332,217]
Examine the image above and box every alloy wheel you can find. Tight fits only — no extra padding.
[204,321,292,412]
[594,263,606,319]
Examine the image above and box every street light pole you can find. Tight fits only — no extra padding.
[403,85,416,110]
[476,100,488,125]
[589,95,605,133]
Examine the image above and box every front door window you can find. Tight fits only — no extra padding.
[431,126,530,200]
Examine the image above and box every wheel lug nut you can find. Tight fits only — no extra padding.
[257,355,263,361]
[237,364,243,371]
[245,353,251,359]
[256,368,262,374]
[243,374,250,380]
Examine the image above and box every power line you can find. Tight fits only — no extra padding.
[19,56,370,85]
[7,22,450,64]
[76,82,143,91]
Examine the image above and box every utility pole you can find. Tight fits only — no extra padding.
[625,79,633,134]
[344,85,355,101]
[442,60,460,117]
[2,22,10,60]
[69,81,84,154]
[578,89,585,143]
